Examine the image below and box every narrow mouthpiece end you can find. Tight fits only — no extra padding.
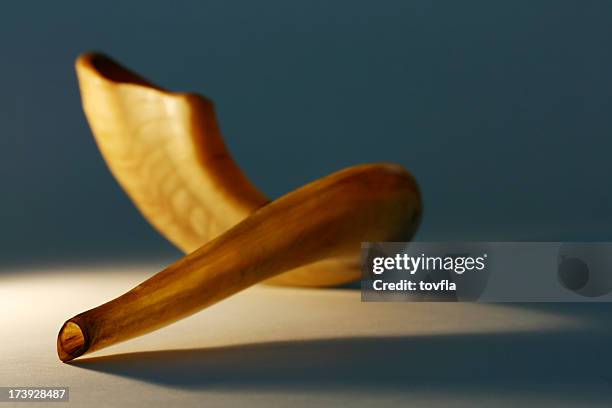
[57,321,87,362]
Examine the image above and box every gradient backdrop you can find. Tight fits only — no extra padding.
[2,1,612,268]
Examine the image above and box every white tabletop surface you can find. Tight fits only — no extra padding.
[1,262,611,407]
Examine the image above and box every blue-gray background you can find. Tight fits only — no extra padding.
[1,0,611,267]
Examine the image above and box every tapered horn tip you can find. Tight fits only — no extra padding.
[57,320,87,362]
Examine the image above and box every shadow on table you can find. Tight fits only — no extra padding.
[72,305,612,402]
